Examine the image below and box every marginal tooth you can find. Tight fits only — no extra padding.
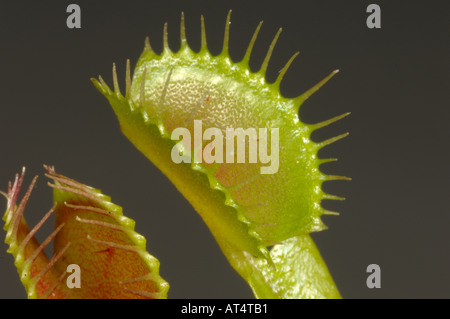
[45,169,96,196]
[322,193,346,201]
[311,112,351,130]
[125,59,131,99]
[242,21,263,65]
[6,167,27,225]
[163,22,169,52]
[200,15,207,51]
[75,216,126,232]
[18,204,57,257]
[322,210,340,216]
[97,75,112,95]
[222,10,232,54]
[144,36,154,54]
[260,28,282,75]
[180,12,187,46]
[112,63,121,97]
[90,78,105,94]
[31,242,71,289]
[294,69,339,111]
[48,182,103,205]
[10,175,38,242]
[316,132,349,148]
[318,158,338,165]
[274,51,300,87]
[64,202,112,217]
[24,223,65,275]
[86,235,139,253]
[326,175,352,181]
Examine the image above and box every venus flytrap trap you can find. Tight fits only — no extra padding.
[2,166,168,298]
[91,11,349,298]
[2,10,348,299]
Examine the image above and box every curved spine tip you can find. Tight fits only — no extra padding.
[295,69,340,110]
[274,51,300,87]
[260,27,282,75]
[222,10,232,54]
[242,21,263,65]
[200,15,207,51]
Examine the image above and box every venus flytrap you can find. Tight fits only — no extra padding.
[2,10,348,299]
[92,11,349,298]
[2,166,168,298]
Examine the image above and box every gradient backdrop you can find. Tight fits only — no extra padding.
[0,0,448,298]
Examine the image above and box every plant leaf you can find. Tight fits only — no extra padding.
[92,11,347,298]
[2,166,169,299]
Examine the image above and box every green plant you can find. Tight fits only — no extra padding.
[3,11,348,299]
[92,11,348,298]
[2,166,168,298]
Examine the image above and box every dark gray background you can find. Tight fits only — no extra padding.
[0,0,448,299]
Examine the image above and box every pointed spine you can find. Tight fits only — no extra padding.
[180,12,187,48]
[144,36,154,54]
[322,210,340,216]
[294,69,339,111]
[125,59,131,99]
[163,22,169,53]
[24,223,65,273]
[316,132,349,149]
[222,10,232,54]
[326,175,352,181]
[310,112,351,130]
[112,63,121,98]
[322,193,346,201]
[98,76,112,95]
[200,15,207,52]
[29,242,71,298]
[242,21,263,65]
[8,176,38,244]
[274,51,299,88]
[4,168,25,225]
[260,28,282,75]
[17,204,56,263]
[318,158,338,165]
